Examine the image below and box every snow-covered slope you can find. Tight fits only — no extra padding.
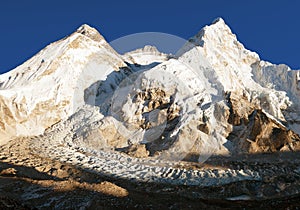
[0,24,126,144]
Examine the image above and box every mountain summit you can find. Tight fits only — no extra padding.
[0,23,126,144]
[76,24,105,42]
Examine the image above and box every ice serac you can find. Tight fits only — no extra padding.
[0,24,126,144]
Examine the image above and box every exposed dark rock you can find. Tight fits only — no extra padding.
[226,91,300,153]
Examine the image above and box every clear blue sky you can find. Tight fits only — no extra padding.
[0,0,299,73]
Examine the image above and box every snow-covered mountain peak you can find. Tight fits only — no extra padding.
[177,18,299,128]
[137,45,160,53]
[211,17,225,24]
[123,45,169,65]
[75,24,105,42]
[0,24,126,144]
[124,45,163,56]
[178,18,260,92]
[184,17,231,46]
[195,17,259,63]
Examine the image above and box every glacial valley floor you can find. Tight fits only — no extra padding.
[0,138,300,209]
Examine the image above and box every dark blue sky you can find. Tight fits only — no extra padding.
[0,0,299,73]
